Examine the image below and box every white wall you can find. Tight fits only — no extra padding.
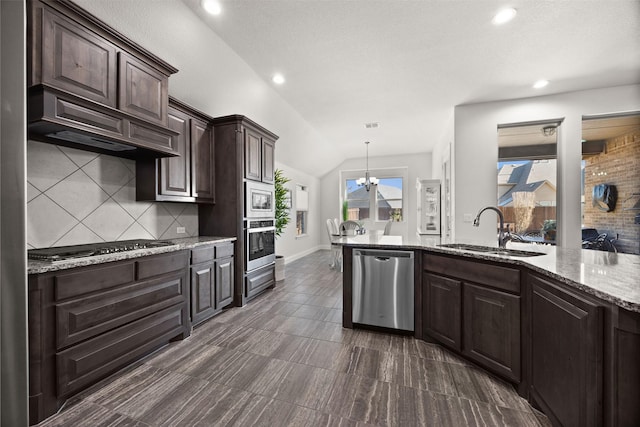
[319,152,432,247]
[430,109,455,238]
[73,0,332,176]
[454,84,640,248]
[274,161,322,263]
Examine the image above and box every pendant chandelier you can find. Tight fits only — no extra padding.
[356,141,378,191]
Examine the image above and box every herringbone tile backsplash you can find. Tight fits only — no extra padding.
[27,141,199,248]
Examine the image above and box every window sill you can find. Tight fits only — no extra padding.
[296,234,308,239]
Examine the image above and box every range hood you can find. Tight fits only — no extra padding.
[28,85,179,159]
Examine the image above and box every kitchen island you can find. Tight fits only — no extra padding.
[337,233,640,427]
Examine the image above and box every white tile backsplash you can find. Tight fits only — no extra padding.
[44,169,108,220]
[27,194,77,247]
[83,199,135,241]
[136,204,174,238]
[27,142,78,192]
[27,141,200,248]
[82,155,134,196]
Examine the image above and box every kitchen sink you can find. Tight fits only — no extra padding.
[437,243,545,257]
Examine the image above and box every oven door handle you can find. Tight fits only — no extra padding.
[247,226,276,233]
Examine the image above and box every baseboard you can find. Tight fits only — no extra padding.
[283,245,327,264]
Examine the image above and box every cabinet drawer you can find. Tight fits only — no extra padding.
[215,242,234,259]
[423,253,520,294]
[246,266,274,298]
[56,305,186,397]
[136,250,188,280]
[191,246,215,265]
[56,273,186,349]
[55,262,135,301]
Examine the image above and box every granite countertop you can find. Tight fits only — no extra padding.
[27,236,236,275]
[335,233,640,313]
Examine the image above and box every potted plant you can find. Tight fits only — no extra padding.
[274,169,291,281]
[541,219,557,242]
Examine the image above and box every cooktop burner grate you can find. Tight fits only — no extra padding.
[28,239,174,262]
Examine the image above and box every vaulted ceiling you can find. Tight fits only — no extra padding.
[182,0,640,174]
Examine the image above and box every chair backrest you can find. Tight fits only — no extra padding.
[383,221,393,235]
[339,220,361,235]
[326,218,338,239]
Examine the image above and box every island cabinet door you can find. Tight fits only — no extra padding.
[462,283,521,382]
[423,273,461,351]
[529,274,603,427]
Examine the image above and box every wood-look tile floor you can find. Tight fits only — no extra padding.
[39,250,551,427]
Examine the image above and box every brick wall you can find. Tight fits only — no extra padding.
[583,130,640,254]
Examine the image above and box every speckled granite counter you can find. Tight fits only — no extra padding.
[336,233,640,313]
[27,236,236,275]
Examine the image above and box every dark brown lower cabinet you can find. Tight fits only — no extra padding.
[529,274,602,427]
[216,256,234,308]
[190,242,235,326]
[29,250,190,425]
[422,253,521,383]
[415,250,640,427]
[613,308,640,427]
[463,283,521,382]
[423,273,461,351]
[191,261,216,325]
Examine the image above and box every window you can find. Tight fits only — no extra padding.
[295,184,308,236]
[343,171,405,222]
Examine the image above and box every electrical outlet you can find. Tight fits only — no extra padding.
[176,226,186,234]
[463,214,473,223]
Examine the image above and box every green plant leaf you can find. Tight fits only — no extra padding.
[274,169,291,237]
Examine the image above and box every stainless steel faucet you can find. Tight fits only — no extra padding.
[473,206,510,248]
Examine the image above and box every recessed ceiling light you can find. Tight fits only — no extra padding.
[492,8,517,25]
[533,79,549,89]
[272,73,285,85]
[202,0,221,16]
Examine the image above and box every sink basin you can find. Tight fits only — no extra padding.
[437,243,545,257]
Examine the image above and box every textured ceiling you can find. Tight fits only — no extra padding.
[181,0,640,175]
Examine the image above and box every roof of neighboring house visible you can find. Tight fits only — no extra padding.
[497,160,557,207]
[347,184,402,209]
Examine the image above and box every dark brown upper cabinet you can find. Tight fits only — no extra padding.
[117,52,168,127]
[244,127,276,183]
[39,6,118,107]
[27,0,179,158]
[136,98,215,204]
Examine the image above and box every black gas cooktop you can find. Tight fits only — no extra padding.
[28,239,174,262]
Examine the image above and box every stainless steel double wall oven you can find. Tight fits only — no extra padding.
[245,181,275,271]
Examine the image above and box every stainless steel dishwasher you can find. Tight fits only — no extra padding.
[352,249,414,331]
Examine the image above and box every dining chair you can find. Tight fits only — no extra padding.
[339,220,361,236]
[326,219,341,269]
[383,220,393,235]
